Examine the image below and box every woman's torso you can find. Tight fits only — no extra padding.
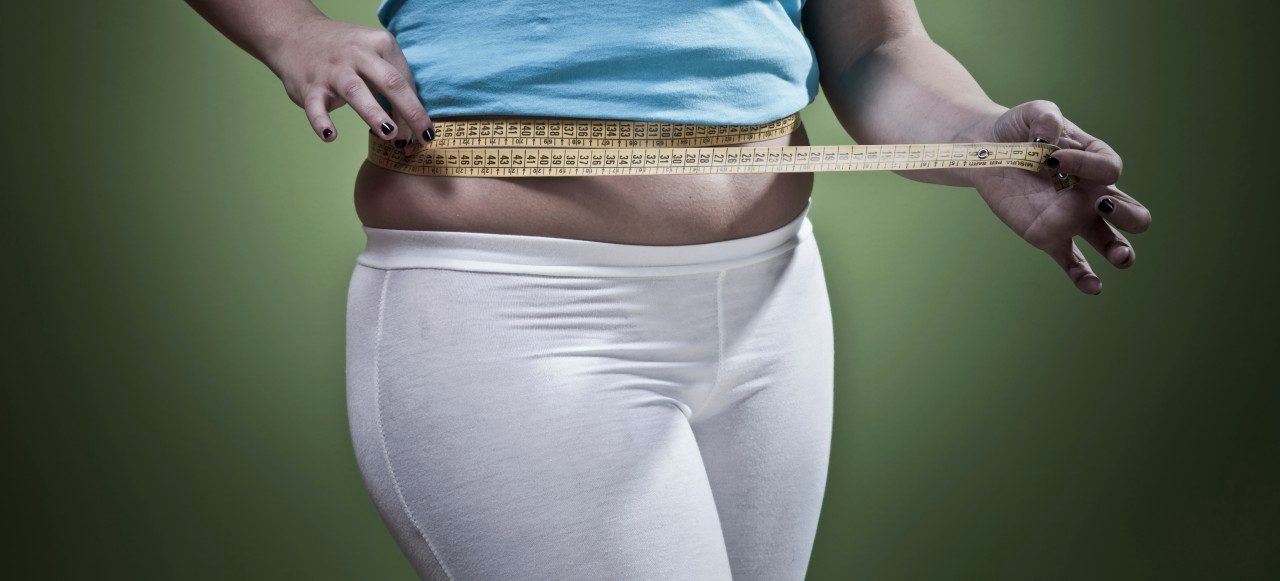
[363,0,820,244]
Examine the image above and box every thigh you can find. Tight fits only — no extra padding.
[691,233,835,581]
[346,265,734,580]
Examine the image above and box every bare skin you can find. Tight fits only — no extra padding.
[352,120,815,244]
[185,0,1151,293]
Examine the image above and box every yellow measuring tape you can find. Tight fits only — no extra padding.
[367,111,1079,191]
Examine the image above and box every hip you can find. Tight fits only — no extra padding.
[345,197,831,413]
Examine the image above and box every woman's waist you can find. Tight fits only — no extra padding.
[353,122,816,245]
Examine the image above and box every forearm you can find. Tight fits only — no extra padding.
[184,0,325,72]
[820,32,1008,187]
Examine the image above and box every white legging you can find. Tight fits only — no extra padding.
[345,198,834,580]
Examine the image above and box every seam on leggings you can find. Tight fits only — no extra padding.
[690,246,802,419]
[696,269,727,418]
[372,269,455,580]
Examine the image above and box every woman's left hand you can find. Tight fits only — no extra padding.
[965,100,1152,294]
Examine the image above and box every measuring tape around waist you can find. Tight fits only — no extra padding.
[366,111,1079,191]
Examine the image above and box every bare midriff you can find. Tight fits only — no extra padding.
[353,114,816,246]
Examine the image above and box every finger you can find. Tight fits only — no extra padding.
[359,53,434,147]
[1047,136,1123,184]
[333,74,398,140]
[368,93,414,154]
[385,104,414,155]
[1091,184,1152,234]
[1046,239,1102,295]
[303,91,337,142]
[1081,216,1135,269]
[1054,135,1085,154]
[392,117,419,156]
[375,35,437,144]
[999,100,1065,144]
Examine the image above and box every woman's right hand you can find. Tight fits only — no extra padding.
[263,14,434,155]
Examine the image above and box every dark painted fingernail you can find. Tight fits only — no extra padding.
[394,139,407,148]
[1098,198,1115,214]
[1045,155,1060,169]
[1033,137,1048,143]
[423,126,436,142]
[380,122,395,135]
[322,128,334,140]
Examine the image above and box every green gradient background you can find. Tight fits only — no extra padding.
[3,1,1276,579]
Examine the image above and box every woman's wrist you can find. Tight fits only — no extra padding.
[947,104,1012,188]
[256,10,330,78]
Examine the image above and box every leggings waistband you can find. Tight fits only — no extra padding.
[356,198,813,277]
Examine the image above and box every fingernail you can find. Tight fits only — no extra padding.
[1046,155,1060,169]
[394,139,407,148]
[380,122,395,135]
[1033,137,1048,143]
[1098,198,1115,214]
[423,126,436,142]
[322,127,334,140]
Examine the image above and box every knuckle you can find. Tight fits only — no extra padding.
[360,101,384,118]
[297,92,319,110]
[1029,99,1060,114]
[370,29,396,49]
[302,87,332,110]
[304,96,328,117]
[346,39,372,57]
[382,69,408,93]
[1091,157,1122,183]
[400,105,425,124]
[337,77,366,99]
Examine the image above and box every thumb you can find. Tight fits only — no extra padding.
[995,100,1066,145]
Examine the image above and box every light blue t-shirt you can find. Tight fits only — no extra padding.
[376,0,820,126]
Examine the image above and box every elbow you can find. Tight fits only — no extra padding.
[814,29,933,105]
